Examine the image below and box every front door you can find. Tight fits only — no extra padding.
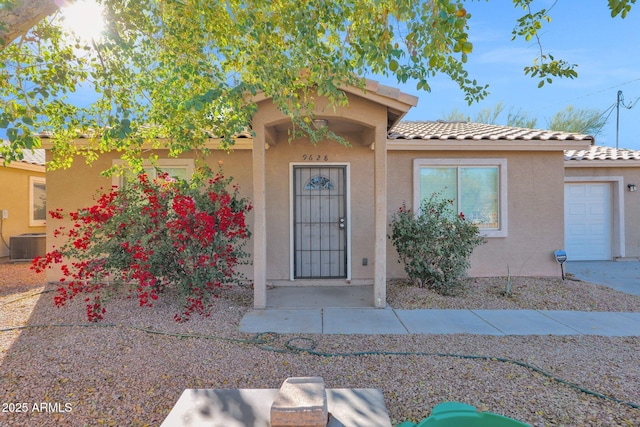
[293,166,347,278]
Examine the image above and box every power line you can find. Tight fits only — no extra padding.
[535,77,640,120]
[589,103,616,137]
[572,76,640,102]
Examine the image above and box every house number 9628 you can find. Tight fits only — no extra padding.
[302,154,329,161]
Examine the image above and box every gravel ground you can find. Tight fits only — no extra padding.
[387,275,640,311]
[1,263,639,426]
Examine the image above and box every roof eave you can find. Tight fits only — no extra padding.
[38,137,255,151]
[565,159,640,168]
[387,139,592,151]
[2,161,45,172]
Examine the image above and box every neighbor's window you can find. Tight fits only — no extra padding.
[30,176,46,226]
[414,159,507,237]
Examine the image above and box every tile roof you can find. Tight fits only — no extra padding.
[362,78,419,107]
[564,145,640,161]
[17,147,45,166]
[388,121,594,142]
[31,121,640,164]
[1,140,46,166]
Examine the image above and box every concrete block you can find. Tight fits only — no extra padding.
[270,377,328,427]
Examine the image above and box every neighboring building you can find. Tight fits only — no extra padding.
[564,146,640,261]
[0,143,46,260]
[41,81,603,308]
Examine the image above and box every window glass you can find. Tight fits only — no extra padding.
[420,167,456,204]
[162,167,188,180]
[460,167,498,228]
[420,166,499,229]
[140,166,188,180]
[112,160,195,189]
[305,175,334,190]
[32,181,46,221]
[29,177,46,226]
[123,166,189,187]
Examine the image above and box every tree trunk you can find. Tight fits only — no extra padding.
[0,0,61,47]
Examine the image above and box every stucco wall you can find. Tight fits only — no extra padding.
[387,150,566,278]
[44,149,255,282]
[45,146,569,282]
[0,166,46,258]
[262,137,376,283]
[565,165,640,258]
[198,149,256,280]
[45,153,112,281]
[253,91,389,285]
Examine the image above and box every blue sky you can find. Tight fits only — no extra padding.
[376,1,640,150]
[5,1,639,150]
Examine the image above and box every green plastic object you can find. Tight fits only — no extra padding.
[395,402,531,427]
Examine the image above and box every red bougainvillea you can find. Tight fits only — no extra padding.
[33,167,252,322]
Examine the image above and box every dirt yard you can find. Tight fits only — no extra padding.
[1,263,639,426]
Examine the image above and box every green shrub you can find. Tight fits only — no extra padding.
[33,166,252,322]
[389,194,485,294]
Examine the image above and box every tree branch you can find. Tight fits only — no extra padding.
[0,0,65,48]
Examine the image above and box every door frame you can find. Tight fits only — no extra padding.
[289,162,351,281]
[564,176,626,259]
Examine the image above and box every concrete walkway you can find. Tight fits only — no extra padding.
[241,262,640,336]
[239,307,640,336]
[566,260,640,296]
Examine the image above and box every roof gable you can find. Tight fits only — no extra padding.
[252,78,419,131]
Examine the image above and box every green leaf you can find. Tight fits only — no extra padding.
[6,128,18,141]
[0,0,622,169]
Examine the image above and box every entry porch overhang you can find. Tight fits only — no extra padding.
[250,82,417,309]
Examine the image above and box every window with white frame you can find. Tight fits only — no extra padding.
[413,158,507,237]
[30,176,46,226]
[111,159,195,188]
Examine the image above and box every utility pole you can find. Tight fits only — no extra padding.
[616,90,637,149]
[616,90,621,149]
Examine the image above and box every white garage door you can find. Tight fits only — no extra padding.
[564,183,611,261]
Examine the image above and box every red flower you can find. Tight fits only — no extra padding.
[38,168,251,322]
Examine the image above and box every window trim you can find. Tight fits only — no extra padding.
[29,176,46,227]
[111,159,195,188]
[413,158,508,238]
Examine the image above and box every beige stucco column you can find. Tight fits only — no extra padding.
[252,124,267,309]
[373,123,387,308]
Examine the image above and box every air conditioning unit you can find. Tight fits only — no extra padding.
[10,233,46,261]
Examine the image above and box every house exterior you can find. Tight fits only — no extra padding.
[41,81,599,308]
[0,143,46,260]
[564,146,640,261]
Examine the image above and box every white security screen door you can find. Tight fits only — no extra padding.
[293,166,347,278]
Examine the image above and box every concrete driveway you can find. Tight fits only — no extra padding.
[565,261,640,296]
